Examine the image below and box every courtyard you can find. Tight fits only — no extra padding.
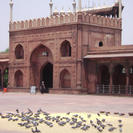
[0,93,133,133]
[0,93,133,113]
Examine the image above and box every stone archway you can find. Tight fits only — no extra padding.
[40,63,53,89]
[30,44,53,89]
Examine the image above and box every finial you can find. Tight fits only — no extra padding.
[49,0,53,16]
[9,0,14,22]
[72,0,76,13]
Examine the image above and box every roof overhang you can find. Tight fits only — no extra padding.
[0,59,9,62]
[84,53,133,59]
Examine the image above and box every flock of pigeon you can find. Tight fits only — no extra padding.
[0,109,132,133]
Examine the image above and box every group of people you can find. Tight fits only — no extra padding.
[40,81,49,94]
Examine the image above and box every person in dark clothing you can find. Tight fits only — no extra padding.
[40,81,46,94]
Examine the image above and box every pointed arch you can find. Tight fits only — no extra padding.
[15,44,24,59]
[60,40,71,57]
[15,70,23,87]
[30,44,53,63]
[30,44,53,89]
[60,69,71,88]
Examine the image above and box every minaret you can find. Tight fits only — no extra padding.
[49,0,53,16]
[78,0,82,11]
[72,0,76,13]
[119,0,122,18]
[9,0,14,22]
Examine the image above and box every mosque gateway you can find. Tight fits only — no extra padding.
[0,0,133,95]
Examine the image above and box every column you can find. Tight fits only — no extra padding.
[109,64,113,94]
[76,25,82,89]
[126,67,129,95]
[1,70,4,89]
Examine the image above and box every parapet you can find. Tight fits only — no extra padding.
[9,12,121,31]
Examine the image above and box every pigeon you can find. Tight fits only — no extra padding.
[118,124,123,128]
[97,127,103,132]
[66,112,70,115]
[58,121,66,126]
[118,120,122,123]
[97,113,100,116]
[35,127,41,133]
[108,127,117,132]
[119,127,122,132]
[8,117,12,121]
[16,109,19,113]
[87,114,91,118]
[119,113,125,116]
[102,119,106,122]
[100,111,105,113]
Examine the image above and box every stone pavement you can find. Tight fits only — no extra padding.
[0,92,133,114]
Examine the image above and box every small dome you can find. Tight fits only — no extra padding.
[60,7,65,14]
[67,8,72,14]
[53,7,59,15]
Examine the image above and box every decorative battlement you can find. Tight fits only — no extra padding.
[9,12,121,31]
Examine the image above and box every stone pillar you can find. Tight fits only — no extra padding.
[76,25,82,89]
[1,70,3,89]
[109,64,113,94]
[126,67,129,95]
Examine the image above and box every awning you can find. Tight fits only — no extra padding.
[0,59,9,62]
[84,53,133,59]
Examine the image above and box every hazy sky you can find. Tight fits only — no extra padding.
[0,0,132,52]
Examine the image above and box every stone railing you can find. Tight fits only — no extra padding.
[9,12,121,31]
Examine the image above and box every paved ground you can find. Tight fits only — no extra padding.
[0,92,133,114]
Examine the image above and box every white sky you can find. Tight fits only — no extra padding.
[0,0,132,52]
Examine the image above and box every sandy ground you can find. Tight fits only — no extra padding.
[0,92,133,133]
[0,113,133,133]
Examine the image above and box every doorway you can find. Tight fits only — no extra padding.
[41,63,53,89]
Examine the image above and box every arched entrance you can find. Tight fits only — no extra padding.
[30,44,53,90]
[41,63,53,89]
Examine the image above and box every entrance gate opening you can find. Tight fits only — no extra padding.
[41,63,53,89]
